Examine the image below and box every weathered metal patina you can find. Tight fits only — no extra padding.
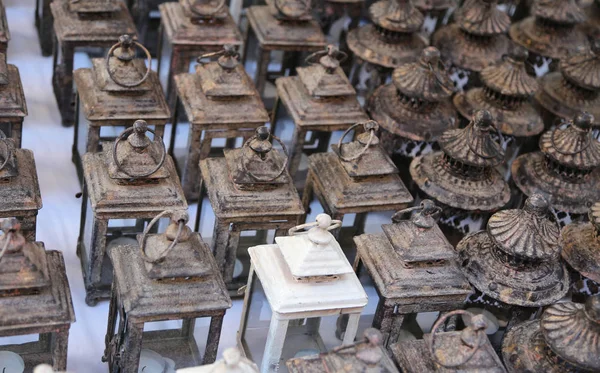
[0,219,75,371]
[0,53,28,149]
[77,120,187,306]
[51,0,137,126]
[103,210,231,371]
[502,295,600,372]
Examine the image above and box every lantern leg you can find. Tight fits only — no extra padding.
[203,312,225,364]
[166,46,189,112]
[103,282,119,363]
[212,219,234,285]
[51,326,70,370]
[87,219,108,306]
[300,172,314,223]
[121,321,144,372]
[12,120,22,148]
[255,48,271,99]
[261,315,289,373]
[289,126,307,177]
[372,300,396,348]
[223,225,242,288]
[342,313,360,345]
[270,94,280,136]
[52,42,75,126]
[182,125,204,201]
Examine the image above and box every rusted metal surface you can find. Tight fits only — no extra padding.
[103,211,231,371]
[0,220,75,371]
[502,295,600,372]
[0,53,27,149]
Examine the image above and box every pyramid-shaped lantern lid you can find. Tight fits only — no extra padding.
[369,0,424,34]
[276,214,353,281]
[487,194,560,262]
[69,0,121,14]
[94,35,153,94]
[540,112,600,171]
[0,219,50,295]
[541,296,600,372]
[455,0,510,36]
[224,126,289,186]
[561,39,600,91]
[107,120,169,181]
[532,0,586,25]
[297,45,354,97]
[481,46,538,98]
[195,45,255,98]
[330,120,398,178]
[180,0,228,20]
[439,110,505,168]
[0,130,18,180]
[393,47,454,102]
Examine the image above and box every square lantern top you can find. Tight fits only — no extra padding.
[0,250,75,334]
[109,240,231,320]
[0,61,27,119]
[82,143,187,218]
[75,60,170,125]
[0,149,42,214]
[159,2,242,47]
[51,1,136,43]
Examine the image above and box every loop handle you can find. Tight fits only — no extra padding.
[139,210,187,263]
[241,131,289,182]
[467,122,505,160]
[112,124,166,179]
[196,45,240,67]
[334,121,378,163]
[391,200,442,227]
[105,37,152,88]
[550,126,592,156]
[288,219,342,236]
[305,45,348,67]
[188,0,226,17]
[0,130,11,172]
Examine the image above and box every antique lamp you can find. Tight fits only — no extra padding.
[0,131,42,242]
[157,0,243,110]
[35,0,53,56]
[103,210,231,371]
[77,120,187,306]
[173,45,269,200]
[410,110,510,244]
[73,34,170,183]
[510,0,588,76]
[177,348,259,373]
[391,310,507,372]
[51,0,137,126]
[286,329,399,373]
[432,0,512,91]
[303,120,414,241]
[502,295,600,372]
[0,220,75,371]
[352,200,472,348]
[238,214,368,372]
[200,126,304,293]
[414,0,457,36]
[273,45,369,177]
[512,112,600,226]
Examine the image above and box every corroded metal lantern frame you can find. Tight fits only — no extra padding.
[35,0,53,56]
[0,53,27,149]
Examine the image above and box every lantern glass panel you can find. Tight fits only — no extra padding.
[0,122,11,138]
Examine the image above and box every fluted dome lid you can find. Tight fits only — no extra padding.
[481,46,538,97]
[540,112,600,170]
[541,296,600,372]
[532,0,586,25]
[392,47,454,102]
[455,0,511,36]
[414,0,457,11]
[439,110,505,167]
[487,194,560,261]
[561,40,600,91]
[369,0,424,33]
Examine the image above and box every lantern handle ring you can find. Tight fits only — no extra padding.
[188,0,226,17]
[139,210,187,263]
[334,121,378,162]
[106,37,152,88]
[0,130,11,172]
[392,200,442,227]
[467,121,505,160]
[305,45,348,67]
[113,124,166,179]
[550,126,592,155]
[288,218,342,236]
[241,130,289,182]
[196,45,240,68]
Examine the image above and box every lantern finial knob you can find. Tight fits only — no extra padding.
[391,200,442,228]
[288,213,342,245]
[129,120,151,150]
[223,347,242,366]
[574,111,594,131]
[115,34,135,61]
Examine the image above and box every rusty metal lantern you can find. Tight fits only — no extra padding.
[512,112,600,226]
[177,347,259,373]
[35,0,53,56]
[303,120,414,242]
[410,109,510,244]
[173,45,269,201]
[73,34,170,183]
[103,210,231,371]
[502,295,600,372]
[238,214,368,373]
[51,0,137,126]
[432,0,512,91]
[391,310,507,372]
[286,329,400,373]
[199,126,304,294]
[414,0,458,37]
[157,0,243,110]
[77,120,187,306]
[0,220,75,371]
[510,0,589,77]
[346,0,426,93]
[273,45,369,177]
[352,200,472,348]
[0,53,27,149]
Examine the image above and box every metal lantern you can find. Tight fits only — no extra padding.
[173,45,269,201]
[510,0,588,77]
[392,310,507,372]
[353,200,472,348]
[73,35,170,183]
[243,0,327,99]
[346,0,426,93]
[157,0,243,110]
[35,0,53,56]
[103,210,231,372]
[502,295,600,372]
[432,0,512,91]
[200,126,304,293]
[0,132,42,242]
[303,120,414,242]
[0,220,75,371]
[0,53,27,149]
[273,45,369,177]
[512,112,600,226]
[177,348,259,373]
[77,120,187,306]
[238,214,368,373]
[410,109,510,244]
[286,329,399,373]
[414,0,457,36]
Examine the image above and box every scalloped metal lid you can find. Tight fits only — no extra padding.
[455,0,510,36]
[480,46,538,97]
